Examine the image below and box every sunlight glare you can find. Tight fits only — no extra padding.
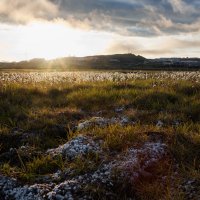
[18,22,83,59]
[13,21,112,60]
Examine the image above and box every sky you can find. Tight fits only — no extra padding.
[0,0,200,61]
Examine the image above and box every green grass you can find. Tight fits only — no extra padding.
[26,155,64,174]
[1,80,199,133]
[68,152,101,176]
[80,124,149,152]
[0,74,200,199]
[171,122,200,170]
[0,155,65,182]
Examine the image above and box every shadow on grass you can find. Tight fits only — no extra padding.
[172,133,200,169]
[134,92,181,111]
[0,81,199,154]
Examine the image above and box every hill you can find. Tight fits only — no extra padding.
[0,54,200,70]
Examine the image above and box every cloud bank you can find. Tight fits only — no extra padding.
[0,0,200,36]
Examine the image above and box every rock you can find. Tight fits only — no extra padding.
[55,194,64,200]
[173,120,180,126]
[51,170,62,181]
[47,135,101,160]
[120,116,129,124]
[114,141,168,184]
[77,117,109,131]
[115,106,125,113]
[20,146,26,150]
[76,116,131,131]
[46,141,168,199]
[0,141,169,200]
[0,175,46,200]
[180,179,200,199]
[156,120,164,127]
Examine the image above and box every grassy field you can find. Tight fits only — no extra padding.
[0,71,200,199]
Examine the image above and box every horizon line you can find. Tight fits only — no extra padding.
[1,53,200,63]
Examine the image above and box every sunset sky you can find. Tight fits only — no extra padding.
[0,0,200,61]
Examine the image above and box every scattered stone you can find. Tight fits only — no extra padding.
[76,116,130,131]
[47,135,102,160]
[115,106,125,113]
[0,175,48,200]
[51,170,62,181]
[156,120,164,127]
[76,117,109,131]
[172,120,180,126]
[1,141,169,200]
[180,179,200,200]
[120,116,129,124]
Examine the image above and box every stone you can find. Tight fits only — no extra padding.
[1,140,170,200]
[47,135,101,160]
[156,120,164,127]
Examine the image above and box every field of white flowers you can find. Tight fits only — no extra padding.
[0,71,199,84]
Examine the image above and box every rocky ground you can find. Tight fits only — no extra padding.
[0,138,168,200]
[0,107,200,200]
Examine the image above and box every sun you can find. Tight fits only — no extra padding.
[16,22,82,60]
[2,21,114,61]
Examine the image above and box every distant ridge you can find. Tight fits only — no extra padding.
[0,54,200,70]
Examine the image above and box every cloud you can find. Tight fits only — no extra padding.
[168,0,195,13]
[106,36,200,57]
[53,0,200,36]
[0,0,200,37]
[0,0,58,24]
[105,39,173,56]
[106,43,139,55]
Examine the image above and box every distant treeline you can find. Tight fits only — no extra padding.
[0,54,200,70]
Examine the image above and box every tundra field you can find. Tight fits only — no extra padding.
[0,71,200,200]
